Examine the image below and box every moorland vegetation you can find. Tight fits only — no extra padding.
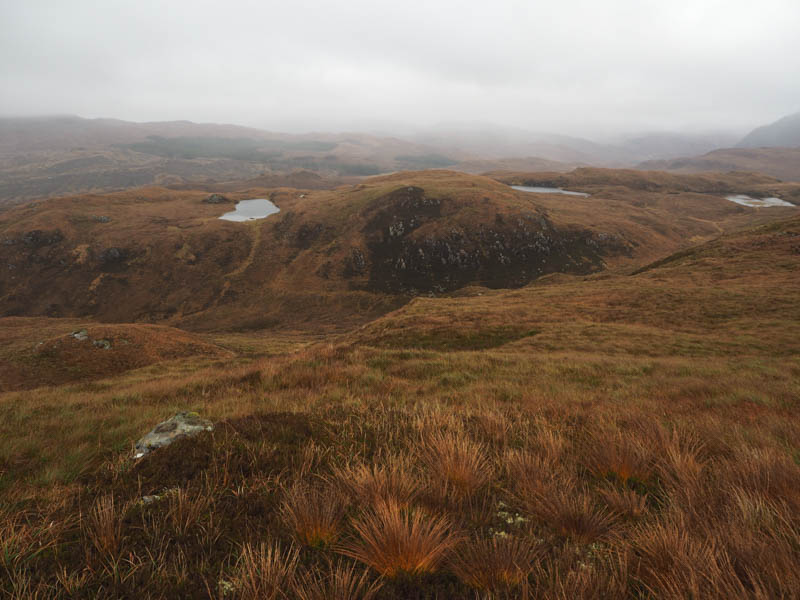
[1,169,798,598]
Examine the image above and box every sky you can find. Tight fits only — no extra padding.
[1,0,799,139]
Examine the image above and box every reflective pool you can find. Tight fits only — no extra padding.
[219,199,280,222]
[726,195,795,208]
[512,185,590,197]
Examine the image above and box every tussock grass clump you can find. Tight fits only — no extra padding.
[597,485,649,521]
[281,480,347,547]
[534,547,631,599]
[627,519,750,597]
[471,411,514,446]
[725,446,800,512]
[234,541,299,600]
[338,500,460,577]
[86,494,124,561]
[583,428,651,486]
[528,485,618,544]
[655,429,708,509]
[529,426,568,462]
[294,560,383,600]
[166,487,213,537]
[448,535,542,592]
[419,431,493,500]
[504,448,567,498]
[331,454,419,507]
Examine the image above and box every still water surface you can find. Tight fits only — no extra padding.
[219,199,280,222]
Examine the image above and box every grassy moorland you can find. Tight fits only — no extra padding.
[1,209,799,598]
[3,169,796,331]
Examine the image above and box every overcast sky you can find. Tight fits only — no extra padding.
[1,0,798,139]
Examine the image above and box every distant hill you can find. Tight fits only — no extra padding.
[405,123,738,166]
[408,124,629,165]
[618,131,739,161]
[0,116,461,205]
[455,156,576,174]
[637,147,800,182]
[738,111,800,148]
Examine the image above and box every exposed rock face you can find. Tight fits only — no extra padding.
[203,193,231,204]
[357,186,631,293]
[344,247,367,276]
[134,411,214,459]
[98,246,129,272]
[3,230,65,248]
[99,247,125,263]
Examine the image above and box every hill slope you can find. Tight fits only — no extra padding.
[0,318,229,391]
[2,169,796,331]
[738,111,800,148]
[0,116,461,205]
[637,147,800,182]
[0,171,631,329]
[1,211,798,598]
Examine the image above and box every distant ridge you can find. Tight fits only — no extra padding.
[738,111,800,148]
[637,147,800,182]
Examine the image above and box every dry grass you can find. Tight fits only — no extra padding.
[234,541,299,600]
[281,480,347,547]
[504,448,567,499]
[0,211,798,597]
[294,560,383,600]
[448,535,542,592]
[86,494,124,561]
[330,454,419,507]
[338,500,460,577]
[166,487,213,537]
[597,486,649,521]
[529,485,618,544]
[418,431,493,500]
[582,429,651,486]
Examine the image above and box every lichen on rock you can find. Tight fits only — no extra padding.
[134,411,213,459]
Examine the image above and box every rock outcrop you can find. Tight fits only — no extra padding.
[134,412,214,459]
[203,193,231,204]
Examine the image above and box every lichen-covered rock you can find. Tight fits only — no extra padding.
[134,411,213,459]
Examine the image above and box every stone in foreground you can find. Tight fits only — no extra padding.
[133,411,213,459]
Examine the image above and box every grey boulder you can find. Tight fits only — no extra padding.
[134,411,213,459]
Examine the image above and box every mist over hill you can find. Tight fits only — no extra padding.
[0,116,464,205]
[638,147,800,182]
[738,111,800,148]
[0,115,757,206]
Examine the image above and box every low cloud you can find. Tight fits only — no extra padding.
[1,0,798,137]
